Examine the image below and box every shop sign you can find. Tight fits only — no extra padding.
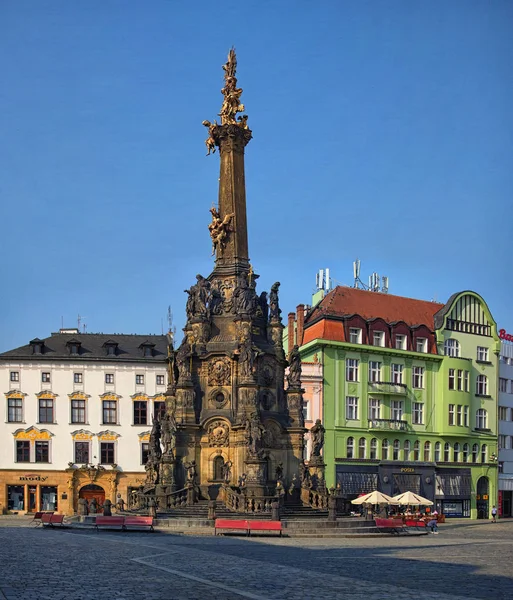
[499,329,513,342]
[19,474,48,482]
[498,491,503,516]
[401,467,415,473]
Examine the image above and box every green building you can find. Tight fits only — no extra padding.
[287,286,499,519]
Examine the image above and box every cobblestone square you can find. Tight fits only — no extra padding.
[0,518,512,599]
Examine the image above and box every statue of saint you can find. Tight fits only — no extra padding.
[184,275,210,320]
[149,415,162,462]
[202,120,217,155]
[232,275,257,316]
[175,339,192,382]
[161,412,177,457]
[269,282,282,321]
[222,460,233,484]
[287,345,302,388]
[238,338,255,379]
[245,413,265,457]
[310,419,326,458]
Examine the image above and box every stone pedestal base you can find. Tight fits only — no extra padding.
[160,454,177,491]
[244,458,267,496]
[308,457,326,490]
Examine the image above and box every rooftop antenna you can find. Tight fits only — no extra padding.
[315,269,332,292]
[381,276,389,294]
[77,314,87,333]
[353,259,361,288]
[353,259,389,293]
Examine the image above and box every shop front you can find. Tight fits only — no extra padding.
[435,467,472,518]
[2,471,65,514]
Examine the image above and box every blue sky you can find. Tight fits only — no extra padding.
[1,1,511,351]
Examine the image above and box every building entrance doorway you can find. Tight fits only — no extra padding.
[79,484,105,513]
[476,477,489,519]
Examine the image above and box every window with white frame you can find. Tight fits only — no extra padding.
[476,375,488,396]
[472,443,479,462]
[346,437,354,458]
[424,441,431,461]
[102,400,118,425]
[370,438,377,459]
[368,398,381,420]
[434,442,441,462]
[413,402,424,424]
[8,397,23,422]
[16,440,51,463]
[368,361,381,383]
[358,437,366,459]
[477,347,489,362]
[391,400,403,421]
[454,442,461,462]
[382,439,389,460]
[391,364,403,384]
[395,334,406,350]
[413,440,420,460]
[349,328,362,344]
[449,404,455,426]
[141,442,150,465]
[464,371,469,392]
[100,442,115,465]
[105,373,114,384]
[476,409,488,429]
[10,371,19,382]
[412,366,424,388]
[499,378,508,393]
[71,399,86,424]
[457,370,463,391]
[463,405,469,427]
[393,439,400,460]
[74,440,90,464]
[345,359,359,382]
[444,339,460,357]
[135,374,145,385]
[346,397,358,420]
[404,440,411,460]
[156,375,165,386]
[444,442,451,462]
[480,444,487,463]
[373,331,384,347]
[456,405,462,426]
[416,338,427,353]
[74,372,83,384]
[448,369,455,390]
[35,441,50,463]
[462,443,469,462]
[42,372,51,383]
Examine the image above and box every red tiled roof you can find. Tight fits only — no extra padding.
[304,286,444,336]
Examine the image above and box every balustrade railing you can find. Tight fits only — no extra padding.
[301,486,329,510]
[223,485,275,514]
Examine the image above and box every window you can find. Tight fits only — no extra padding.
[499,435,506,449]
[404,440,411,461]
[8,398,23,423]
[143,346,153,358]
[454,443,460,462]
[141,442,150,465]
[100,442,115,465]
[391,400,403,421]
[472,443,479,462]
[416,338,427,353]
[393,439,400,460]
[38,398,54,423]
[134,401,148,425]
[358,437,366,459]
[373,331,384,347]
[391,364,403,384]
[444,339,460,357]
[370,438,377,459]
[476,409,488,430]
[480,444,487,463]
[156,375,165,386]
[464,371,469,392]
[74,441,90,464]
[368,398,381,420]
[35,441,49,463]
[412,366,424,389]
[476,375,488,396]
[444,442,451,462]
[105,373,114,384]
[413,440,420,461]
[499,378,508,393]
[477,347,489,362]
[346,359,359,382]
[10,371,19,382]
[106,345,117,356]
[42,372,51,383]
[423,441,431,461]
[135,374,145,385]
[462,443,469,462]
[346,437,354,458]
[368,361,381,383]
[434,442,441,462]
[349,328,362,344]
[102,400,117,425]
[71,399,86,424]
[74,373,83,384]
[499,406,508,420]
[457,370,463,391]
[154,401,166,419]
[463,406,469,427]
[346,397,358,420]
[448,404,455,426]
[448,369,455,390]
[456,405,462,426]
[16,440,30,462]
[382,439,389,460]
[413,402,424,424]
[395,334,406,350]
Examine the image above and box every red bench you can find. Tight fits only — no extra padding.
[95,516,125,532]
[31,511,54,526]
[374,518,406,534]
[124,516,154,531]
[405,519,427,532]
[248,520,282,537]
[215,519,249,536]
[41,514,66,528]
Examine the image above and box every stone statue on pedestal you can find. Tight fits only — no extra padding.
[310,419,326,458]
[287,345,302,388]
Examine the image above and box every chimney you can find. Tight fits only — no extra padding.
[296,304,305,347]
[287,312,295,355]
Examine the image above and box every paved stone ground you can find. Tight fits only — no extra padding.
[0,516,512,599]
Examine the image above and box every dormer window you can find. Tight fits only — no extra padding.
[416,338,427,353]
[373,331,385,347]
[66,339,81,356]
[30,338,44,355]
[103,340,119,357]
[139,341,155,358]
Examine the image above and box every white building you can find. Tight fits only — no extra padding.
[0,329,169,514]
[499,336,513,517]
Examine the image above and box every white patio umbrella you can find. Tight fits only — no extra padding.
[351,491,395,505]
[391,491,433,506]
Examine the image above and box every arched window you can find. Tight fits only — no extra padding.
[404,440,411,461]
[476,409,488,429]
[393,439,400,460]
[347,437,354,459]
[476,375,488,396]
[424,441,431,461]
[382,439,389,460]
[434,442,441,462]
[370,438,377,459]
[472,443,479,462]
[444,442,451,462]
[413,440,420,461]
[454,442,461,462]
[462,443,469,462]
[213,455,225,481]
[481,444,487,463]
[358,437,366,459]
[444,339,460,357]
